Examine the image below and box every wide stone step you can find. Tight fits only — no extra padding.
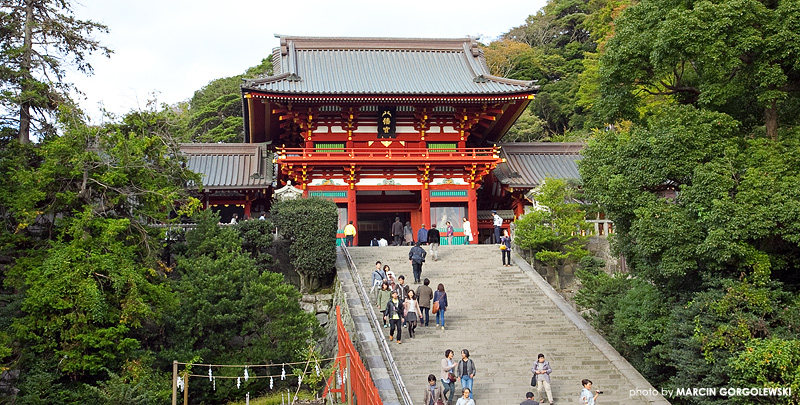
[342,246,668,405]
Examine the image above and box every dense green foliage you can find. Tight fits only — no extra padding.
[177,58,272,143]
[0,0,112,143]
[0,104,322,402]
[484,0,620,141]
[270,197,337,292]
[597,0,800,139]
[579,105,800,403]
[164,210,320,402]
[514,178,591,266]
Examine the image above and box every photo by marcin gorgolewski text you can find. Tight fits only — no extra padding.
[631,387,793,400]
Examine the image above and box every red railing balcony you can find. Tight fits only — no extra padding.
[275,147,501,165]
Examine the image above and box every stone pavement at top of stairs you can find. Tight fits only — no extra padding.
[347,245,666,405]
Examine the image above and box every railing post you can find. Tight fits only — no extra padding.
[346,353,352,405]
[172,361,178,405]
[183,370,188,405]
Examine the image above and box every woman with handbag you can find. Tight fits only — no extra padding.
[440,349,457,402]
[433,283,448,330]
[423,374,446,405]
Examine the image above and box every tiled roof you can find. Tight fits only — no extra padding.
[494,142,584,188]
[180,144,273,190]
[243,36,537,96]
[478,210,515,220]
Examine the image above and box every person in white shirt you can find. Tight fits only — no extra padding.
[492,210,503,244]
[462,217,473,245]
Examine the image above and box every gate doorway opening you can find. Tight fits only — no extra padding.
[356,212,411,246]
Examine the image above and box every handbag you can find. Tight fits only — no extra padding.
[432,300,440,313]
[500,244,507,250]
[448,372,457,383]
[531,375,537,387]
[435,401,445,405]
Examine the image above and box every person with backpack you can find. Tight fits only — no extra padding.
[408,241,427,284]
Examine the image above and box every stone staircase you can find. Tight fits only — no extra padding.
[346,245,668,405]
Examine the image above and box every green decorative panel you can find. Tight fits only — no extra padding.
[427,142,457,152]
[310,191,347,198]
[431,190,467,197]
[315,142,345,152]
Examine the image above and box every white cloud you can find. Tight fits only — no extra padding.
[67,0,546,120]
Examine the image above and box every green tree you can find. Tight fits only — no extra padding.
[164,209,319,403]
[0,0,112,143]
[181,58,272,143]
[1,105,198,400]
[597,0,800,139]
[728,338,800,404]
[270,197,337,292]
[514,177,591,267]
[579,104,800,399]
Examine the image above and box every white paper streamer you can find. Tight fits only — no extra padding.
[208,366,213,381]
[281,364,286,380]
[177,376,184,392]
[270,375,274,390]
[316,364,320,376]
[213,376,216,391]
[237,377,241,389]
[298,374,302,387]
[244,367,249,382]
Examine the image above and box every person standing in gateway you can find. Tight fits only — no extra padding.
[344,220,357,247]
[427,223,441,261]
[462,217,473,245]
[492,210,503,244]
[391,217,404,246]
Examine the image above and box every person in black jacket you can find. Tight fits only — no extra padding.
[427,224,441,261]
[384,290,404,344]
[408,242,427,284]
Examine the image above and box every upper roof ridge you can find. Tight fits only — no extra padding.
[278,35,477,53]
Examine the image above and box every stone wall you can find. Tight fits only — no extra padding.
[301,276,355,358]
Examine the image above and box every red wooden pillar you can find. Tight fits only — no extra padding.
[347,187,357,246]
[244,194,252,219]
[467,185,478,244]
[511,192,525,219]
[421,187,431,230]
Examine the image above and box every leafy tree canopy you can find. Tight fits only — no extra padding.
[179,58,272,143]
[0,0,112,143]
[514,177,591,266]
[597,0,800,139]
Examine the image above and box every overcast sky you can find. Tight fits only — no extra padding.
[67,0,547,122]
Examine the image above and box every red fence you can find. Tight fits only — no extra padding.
[324,305,383,405]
